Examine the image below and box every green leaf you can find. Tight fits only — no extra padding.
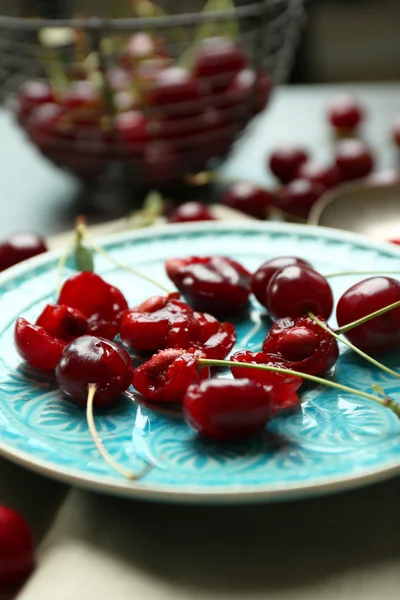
[74,245,94,272]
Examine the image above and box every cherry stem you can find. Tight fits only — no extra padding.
[308,312,400,380]
[325,270,400,278]
[335,300,400,334]
[196,358,400,417]
[76,222,172,294]
[86,384,151,480]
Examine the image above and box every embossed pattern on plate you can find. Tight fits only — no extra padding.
[0,222,400,503]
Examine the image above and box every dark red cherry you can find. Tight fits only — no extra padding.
[145,67,204,116]
[296,161,341,191]
[142,141,179,184]
[189,312,236,360]
[165,256,252,314]
[327,94,364,132]
[183,378,273,441]
[335,139,374,181]
[392,119,400,147]
[0,233,47,272]
[0,505,35,587]
[115,111,149,154]
[277,179,324,219]
[266,265,334,321]
[61,81,102,110]
[336,277,400,354]
[17,80,54,122]
[36,304,88,342]
[193,37,247,92]
[133,348,209,403]
[168,202,215,223]
[230,350,302,414]
[225,68,272,115]
[58,272,128,321]
[221,182,274,219]
[269,145,309,184]
[262,315,339,375]
[56,336,133,407]
[14,318,66,372]
[252,256,312,306]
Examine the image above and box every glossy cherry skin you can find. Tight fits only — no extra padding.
[277,179,324,219]
[56,336,133,407]
[0,233,47,272]
[0,505,35,587]
[269,145,309,184]
[221,182,274,219]
[224,68,272,116]
[296,161,341,191]
[193,37,247,92]
[14,318,66,372]
[230,350,302,414]
[168,202,215,223]
[36,304,88,342]
[266,265,334,321]
[327,94,364,131]
[165,256,252,314]
[262,316,339,375]
[189,312,236,360]
[335,139,374,181]
[336,277,400,354]
[115,111,149,154]
[145,67,204,116]
[183,378,273,441]
[133,348,209,403]
[17,80,54,123]
[252,256,312,306]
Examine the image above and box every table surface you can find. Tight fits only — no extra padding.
[1,84,400,600]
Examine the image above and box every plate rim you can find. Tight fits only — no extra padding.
[1,220,400,504]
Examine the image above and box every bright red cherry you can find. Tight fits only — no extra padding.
[230,350,302,414]
[335,139,374,181]
[327,94,364,132]
[221,182,274,219]
[17,80,54,122]
[145,67,204,116]
[133,348,209,403]
[277,179,324,219]
[269,145,309,184]
[14,318,66,371]
[165,256,252,314]
[56,336,133,407]
[193,37,247,92]
[168,202,215,223]
[183,378,273,441]
[296,161,341,191]
[266,265,334,321]
[252,256,312,306]
[36,304,88,342]
[336,277,400,354]
[262,316,339,375]
[0,233,47,272]
[0,505,34,587]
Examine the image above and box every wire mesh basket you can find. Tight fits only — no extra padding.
[0,1,306,188]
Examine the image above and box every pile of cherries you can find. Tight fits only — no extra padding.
[13,250,400,444]
[16,34,271,183]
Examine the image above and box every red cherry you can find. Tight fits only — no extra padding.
[36,304,88,342]
[86,315,120,341]
[224,68,273,116]
[26,103,73,156]
[221,182,274,219]
[107,66,133,91]
[58,272,128,321]
[115,111,149,154]
[125,32,157,62]
[14,318,66,371]
[61,81,102,110]
[392,119,400,147]
[56,336,133,407]
[193,37,247,92]
[335,139,374,181]
[269,145,309,184]
[252,256,312,306]
[336,277,400,354]
[145,67,204,116]
[262,316,339,375]
[17,80,54,123]
[277,179,324,219]
[266,265,334,321]
[327,94,364,131]
[0,233,47,272]
[168,202,215,223]
[133,348,209,403]
[230,350,302,414]
[189,312,236,360]
[165,256,252,314]
[0,505,34,587]
[296,161,341,191]
[142,141,179,184]
[135,57,171,88]
[183,378,272,441]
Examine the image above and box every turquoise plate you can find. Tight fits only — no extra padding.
[1,222,400,503]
